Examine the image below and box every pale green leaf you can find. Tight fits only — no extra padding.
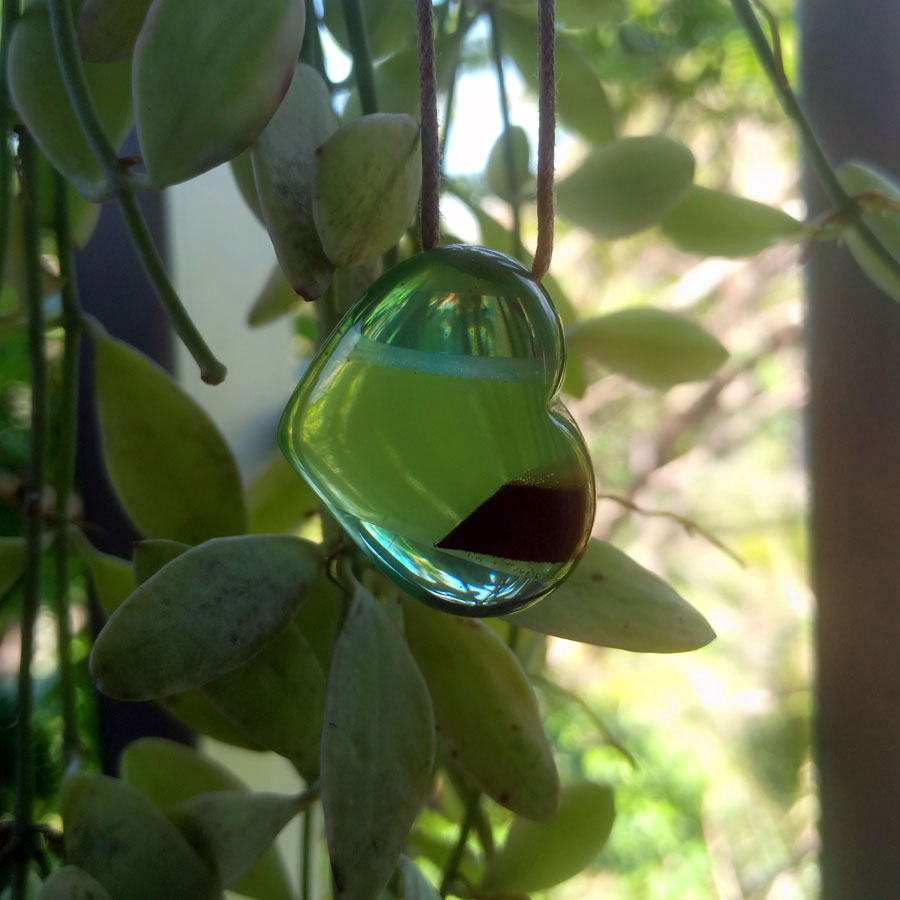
[253,63,337,301]
[231,149,265,223]
[38,866,112,900]
[247,267,303,328]
[85,548,134,617]
[567,307,728,388]
[481,782,615,893]
[314,114,421,267]
[322,583,435,900]
[505,539,716,652]
[134,0,305,187]
[247,451,319,533]
[487,126,532,203]
[398,856,440,900]
[403,600,558,821]
[37,153,100,249]
[661,186,803,257]
[90,535,322,699]
[158,690,262,751]
[77,0,153,62]
[557,136,695,238]
[62,770,219,900]
[93,329,247,544]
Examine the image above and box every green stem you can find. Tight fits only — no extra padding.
[300,0,328,84]
[45,0,226,383]
[13,129,47,900]
[0,0,20,297]
[118,192,227,384]
[730,0,900,285]
[488,4,523,261]
[342,0,378,115]
[51,170,81,766]
[440,788,481,897]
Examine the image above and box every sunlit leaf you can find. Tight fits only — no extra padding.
[90,535,322,699]
[134,0,305,187]
[170,790,313,890]
[557,136,695,238]
[406,830,482,887]
[8,4,132,197]
[481,782,615,893]
[62,770,218,900]
[314,114,422,267]
[398,856,440,900]
[661,186,803,257]
[505,539,716,652]
[322,582,435,900]
[837,160,900,302]
[202,622,326,781]
[567,307,728,388]
[121,738,293,900]
[403,600,559,822]
[253,63,337,301]
[0,538,25,600]
[247,451,319,533]
[38,866,111,900]
[500,9,615,145]
[93,328,247,544]
[77,0,153,62]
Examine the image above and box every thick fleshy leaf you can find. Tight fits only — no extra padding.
[134,0,305,187]
[37,153,101,249]
[170,791,312,889]
[247,451,319,533]
[323,0,414,60]
[557,136,695,239]
[500,9,615,144]
[62,771,218,900]
[77,0,153,62]
[231,149,264,223]
[398,856,440,900]
[247,267,302,328]
[294,575,343,673]
[407,830,482,888]
[252,63,337,301]
[567,307,728,388]
[322,583,435,900]
[506,539,715,652]
[403,601,558,821]
[661,186,803,257]
[8,4,132,197]
[93,329,247,544]
[133,539,189,585]
[86,548,134,617]
[838,160,900,302]
[38,866,113,900]
[487,126,532,203]
[202,622,326,781]
[481,782,615,893]
[158,690,262,750]
[314,114,422,267]
[121,738,293,900]
[0,538,25,599]
[90,535,322,699]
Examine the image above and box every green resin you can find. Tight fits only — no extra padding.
[279,245,595,616]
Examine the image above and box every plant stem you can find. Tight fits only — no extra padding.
[52,170,81,766]
[45,0,227,383]
[488,3,523,261]
[117,192,226,384]
[342,0,378,115]
[13,129,46,900]
[300,0,329,84]
[730,0,900,285]
[440,787,480,897]
[0,0,20,297]
[301,805,313,900]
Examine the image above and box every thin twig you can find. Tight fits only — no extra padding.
[0,0,19,297]
[417,0,441,250]
[532,0,555,280]
[440,787,481,897]
[342,0,378,114]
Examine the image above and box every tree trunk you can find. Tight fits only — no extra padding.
[802,1,900,896]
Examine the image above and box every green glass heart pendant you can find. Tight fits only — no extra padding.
[278,245,595,616]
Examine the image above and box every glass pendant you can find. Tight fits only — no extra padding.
[278,245,595,616]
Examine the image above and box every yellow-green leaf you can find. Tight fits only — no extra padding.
[158,690,262,751]
[231,149,265,223]
[90,535,322,700]
[77,0,153,62]
[134,0,305,187]
[133,539,189,586]
[121,738,293,900]
[0,538,25,599]
[38,867,112,900]
[247,451,319,533]
[481,782,615,893]
[567,307,728,388]
[661,186,803,257]
[37,153,100,249]
[86,548,134,617]
[403,600,559,822]
[398,856,440,900]
[247,266,302,328]
[314,114,421,268]
[557,136,695,239]
[62,770,218,900]
[8,3,132,197]
[93,329,247,544]
[322,583,435,900]
[506,539,715,652]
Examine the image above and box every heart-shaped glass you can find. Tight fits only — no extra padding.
[279,246,595,616]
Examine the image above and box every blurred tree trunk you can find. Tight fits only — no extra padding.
[802,1,900,896]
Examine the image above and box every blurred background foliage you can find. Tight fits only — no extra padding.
[0,0,815,896]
